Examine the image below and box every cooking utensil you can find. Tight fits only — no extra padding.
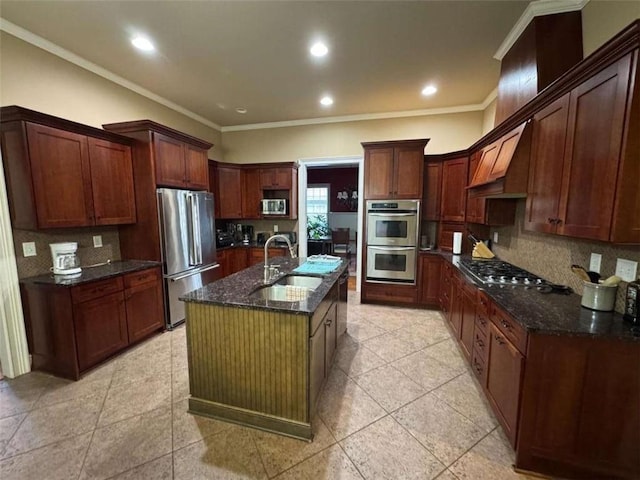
[601,275,622,286]
[586,271,601,283]
[571,265,591,282]
[538,283,573,295]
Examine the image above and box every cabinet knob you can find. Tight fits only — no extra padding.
[548,217,554,223]
[494,335,505,345]
[500,320,511,330]
[556,218,563,225]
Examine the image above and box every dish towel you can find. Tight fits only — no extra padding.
[293,255,342,275]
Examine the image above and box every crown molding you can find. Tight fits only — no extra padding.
[0,18,222,132]
[494,0,590,60]
[221,103,487,132]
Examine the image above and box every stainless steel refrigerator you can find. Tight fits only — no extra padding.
[157,188,218,328]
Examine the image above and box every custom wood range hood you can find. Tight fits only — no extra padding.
[467,120,532,199]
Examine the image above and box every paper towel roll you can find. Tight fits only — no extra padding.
[453,232,462,254]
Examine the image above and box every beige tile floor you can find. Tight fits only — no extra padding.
[0,292,540,480]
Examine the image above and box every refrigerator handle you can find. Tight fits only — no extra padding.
[191,194,203,265]
[186,194,198,266]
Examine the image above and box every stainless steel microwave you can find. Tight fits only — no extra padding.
[261,199,287,215]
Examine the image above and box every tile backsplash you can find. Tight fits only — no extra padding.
[491,201,640,314]
[13,227,121,279]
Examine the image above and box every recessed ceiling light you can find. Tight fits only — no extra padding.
[310,42,329,57]
[320,96,333,106]
[421,85,438,96]
[235,107,247,114]
[131,35,155,52]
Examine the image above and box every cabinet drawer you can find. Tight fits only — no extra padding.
[123,267,161,289]
[477,290,491,318]
[72,277,123,304]
[491,305,527,354]
[473,324,488,361]
[475,311,490,337]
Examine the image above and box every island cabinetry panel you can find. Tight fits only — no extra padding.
[418,254,441,306]
[516,334,640,479]
[20,266,163,380]
[526,52,639,243]
[0,109,136,229]
[363,139,428,199]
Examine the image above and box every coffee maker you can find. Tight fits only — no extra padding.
[241,225,254,244]
[50,242,81,276]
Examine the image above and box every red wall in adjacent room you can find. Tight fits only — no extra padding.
[307,167,359,212]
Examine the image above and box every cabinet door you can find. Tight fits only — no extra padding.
[459,286,477,361]
[87,138,136,225]
[208,162,221,219]
[230,248,249,274]
[466,151,485,224]
[242,168,262,219]
[309,323,325,413]
[419,255,441,305]
[423,162,442,221]
[26,123,94,227]
[154,132,186,188]
[217,166,243,218]
[364,147,394,199]
[449,276,462,335]
[217,249,230,278]
[558,56,631,241]
[440,157,468,222]
[393,146,423,199]
[486,322,524,446]
[125,278,164,344]
[184,145,209,190]
[272,168,292,189]
[74,291,128,371]
[525,94,570,233]
[324,303,338,374]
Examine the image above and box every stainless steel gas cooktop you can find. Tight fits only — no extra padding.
[460,258,548,286]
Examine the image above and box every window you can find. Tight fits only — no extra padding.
[307,185,330,238]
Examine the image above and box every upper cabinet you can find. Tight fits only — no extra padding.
[440,156,468,223]
[362,139,429,199]
[0,107,136,229]
[423,161,442,221]
[216,164,243,219]
[103,120,212,191]
[526,52,639,243]
[260,167,292,190]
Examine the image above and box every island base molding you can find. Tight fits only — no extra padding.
[188,397,313,441]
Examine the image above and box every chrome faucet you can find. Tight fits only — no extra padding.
[264,234,297,283]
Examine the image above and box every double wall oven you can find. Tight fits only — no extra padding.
[366,200,419,284]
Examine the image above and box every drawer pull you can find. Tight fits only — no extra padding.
[475,338,484,348]
[479,318,487,326]
[501,320,511,330]
[494,335,505,345]
[473,361,483,374]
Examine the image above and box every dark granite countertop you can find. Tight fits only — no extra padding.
[180,257,348,315]
[441,254,640,342]
[217,242,296,251]
[20,260,161,287]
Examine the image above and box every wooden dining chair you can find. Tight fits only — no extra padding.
[331,228,351,258]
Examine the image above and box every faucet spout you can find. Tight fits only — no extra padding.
[264,234,297,284]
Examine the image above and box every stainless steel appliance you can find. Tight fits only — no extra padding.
[216,230,234,248]
[459,258,548,286]
[273,231,297,246]
[365,200,419,284]
[366,200,419,246]
[261,198,287,215]
[624,280,640,324]
[157,188,219,328]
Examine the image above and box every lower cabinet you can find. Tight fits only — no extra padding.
[21,266,164,380]
[309,285,339,414]
[418,254,441,306]
[458,282,477,361]
[217,247,289,279]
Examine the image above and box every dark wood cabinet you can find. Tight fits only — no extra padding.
[123,268,164,344]
[153,132,209,190]
[418,254,441,306]
[526,53,638,243]
[247,247,286,267]
[486,322,524,447]
[448,274,462,336]
[260,167,292,189]
[440,156,468,222]
[217,165,243,219]
[21,266,164,380]
[362,139,428,199]
[242,168,262,219]
[0,108,136,229]
[459,282,477,361]
[423,161,442,221]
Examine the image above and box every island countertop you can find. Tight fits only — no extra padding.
[180,257,348,315]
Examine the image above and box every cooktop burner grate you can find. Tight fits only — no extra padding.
[460,258,548,286]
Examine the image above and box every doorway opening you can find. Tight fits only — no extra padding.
[298,156,364,291]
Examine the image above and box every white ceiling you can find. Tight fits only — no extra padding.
[0,1,533,129]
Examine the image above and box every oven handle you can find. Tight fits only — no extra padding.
[369,246,416,251]
[368,212,416,217]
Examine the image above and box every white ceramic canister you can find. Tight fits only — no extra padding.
[581,281,617,312]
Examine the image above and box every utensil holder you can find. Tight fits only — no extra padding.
[581,281,617,312]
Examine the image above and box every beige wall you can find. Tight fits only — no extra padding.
[582,1,640,56]
[0,33,222,158]
[481,98,497,135]
[221,111,484,163]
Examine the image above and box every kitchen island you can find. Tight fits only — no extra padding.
[180,257,348,440]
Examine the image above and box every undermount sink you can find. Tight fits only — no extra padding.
[250,275,323,301]
[275,275,323,289]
